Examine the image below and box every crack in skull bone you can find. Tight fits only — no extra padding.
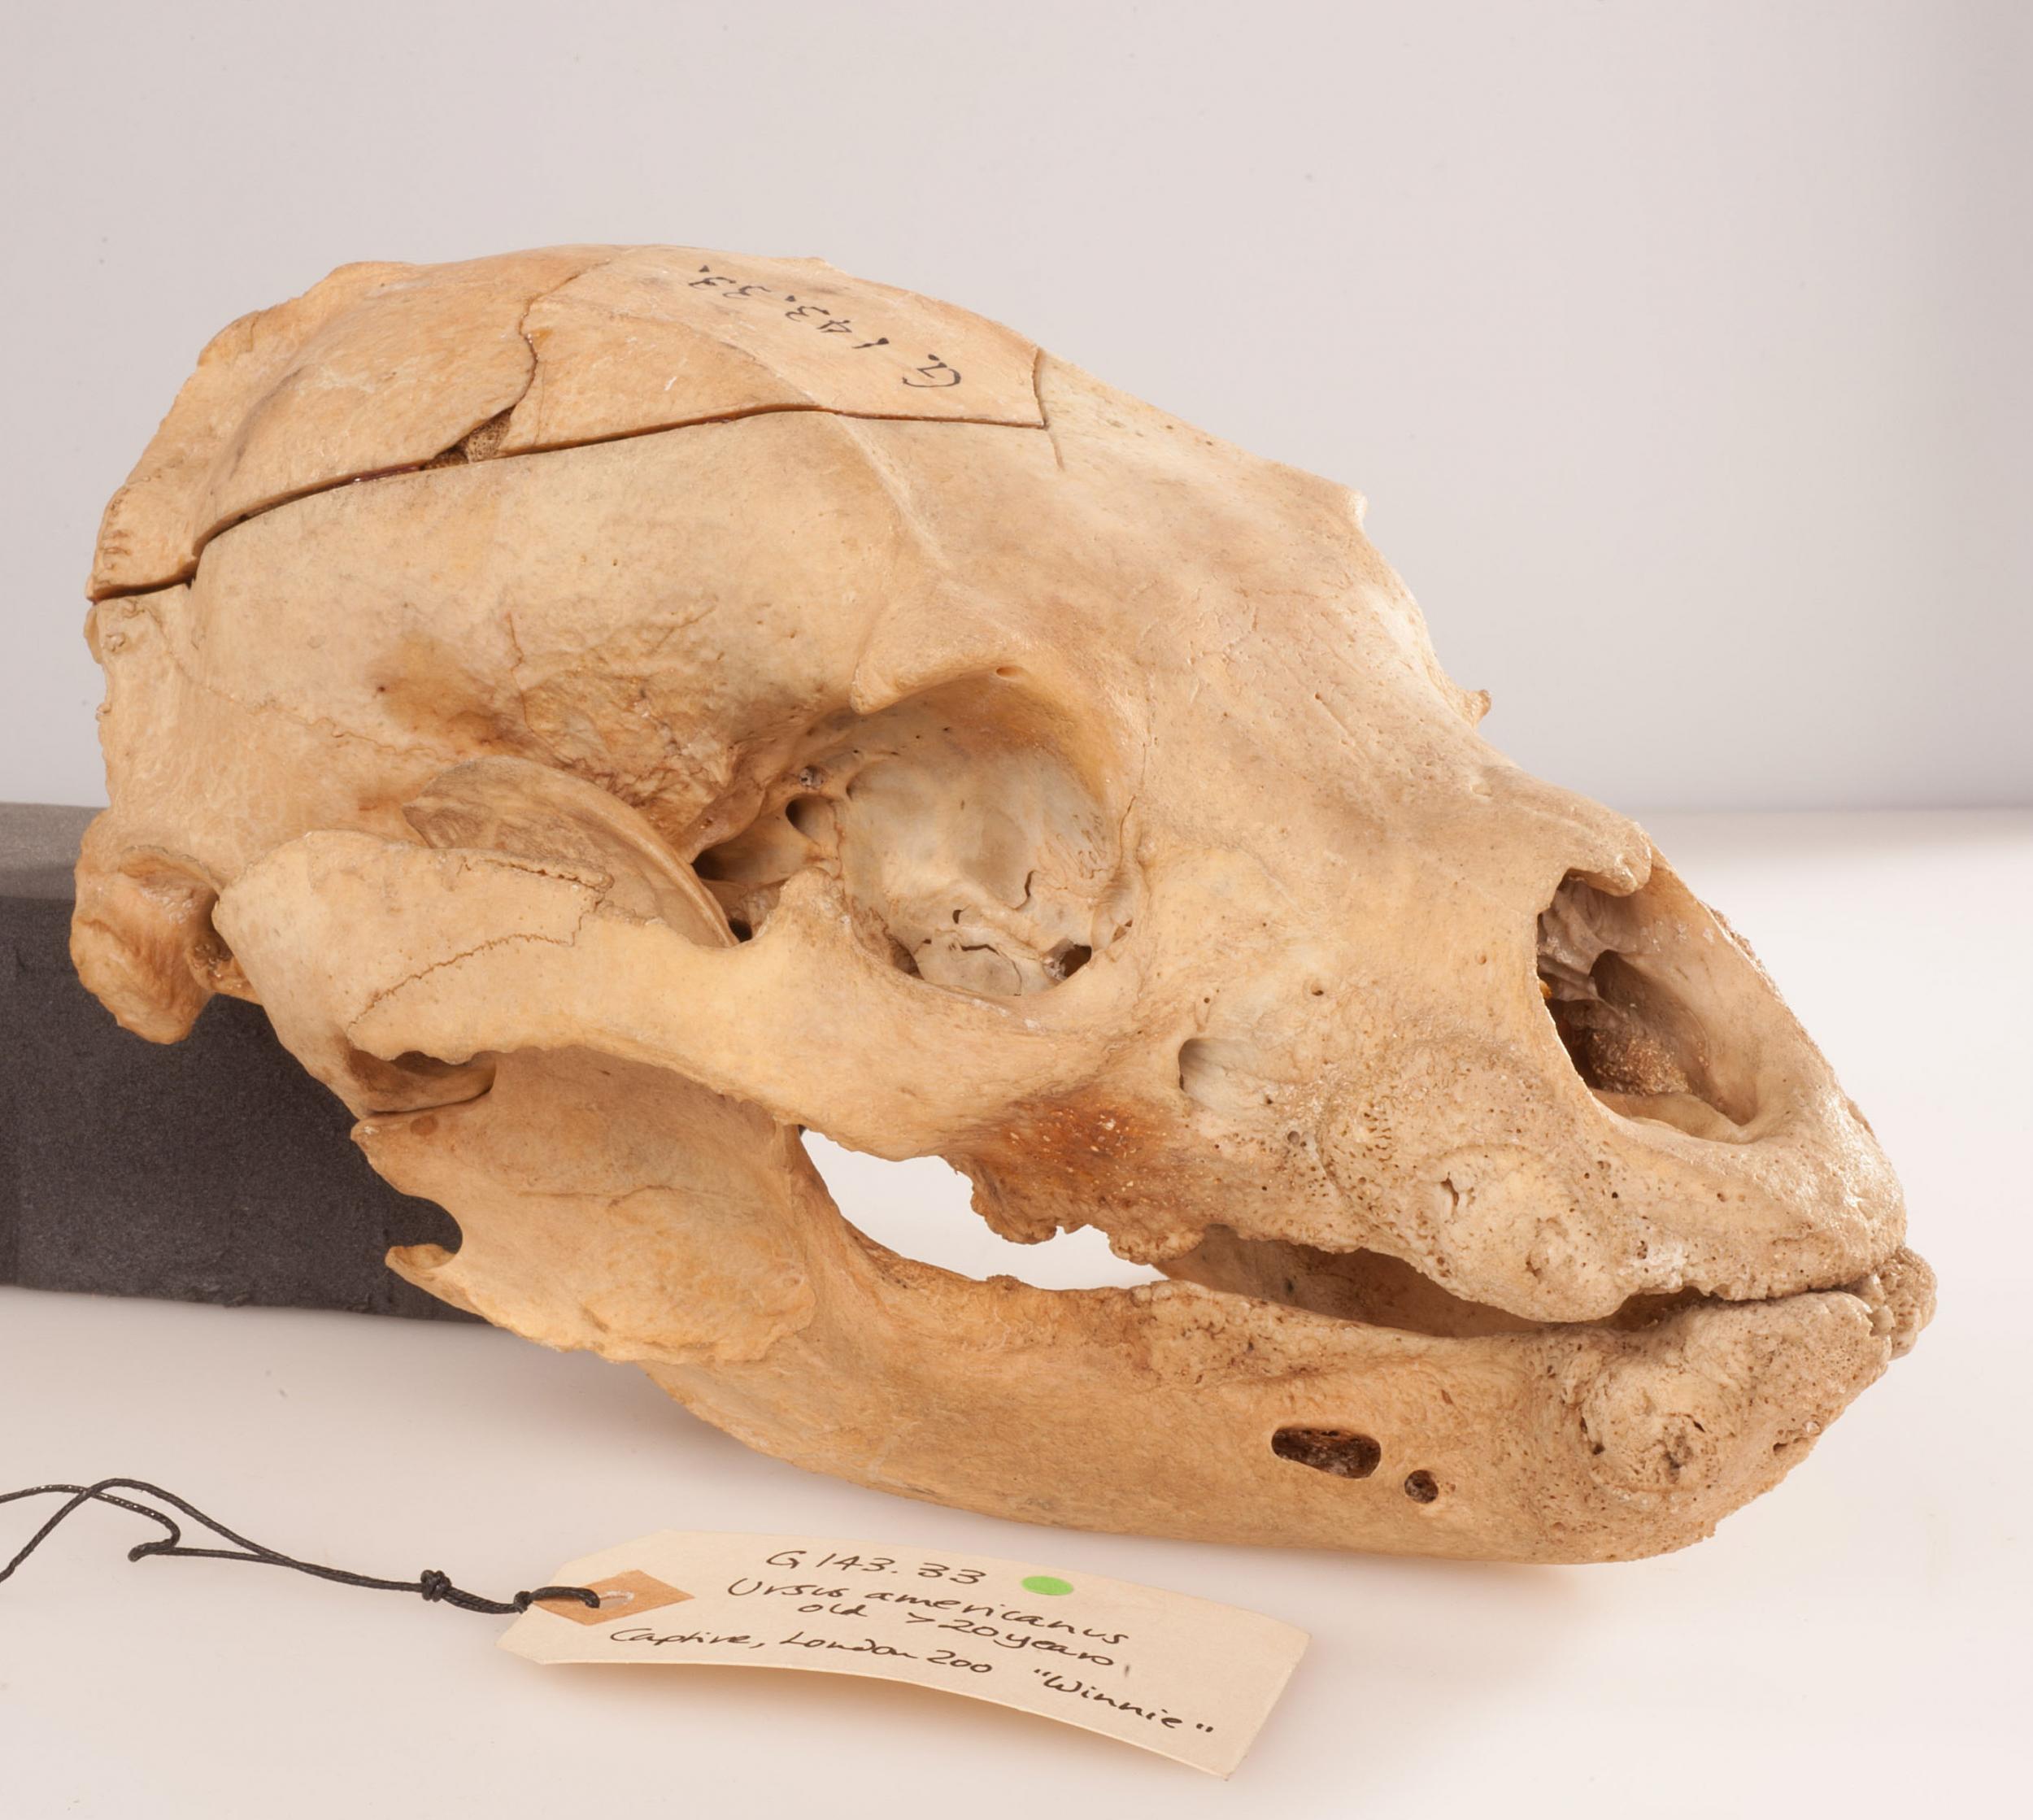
[74,244,1930,1565]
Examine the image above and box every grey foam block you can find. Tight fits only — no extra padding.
[1,803,475,1320]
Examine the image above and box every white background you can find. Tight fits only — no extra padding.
[2,7,2028,1818]
[2,1,2027,810]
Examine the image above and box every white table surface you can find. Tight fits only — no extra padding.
[3,810,2026,1818]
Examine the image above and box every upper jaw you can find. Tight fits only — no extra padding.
[1032,839,1914,1325]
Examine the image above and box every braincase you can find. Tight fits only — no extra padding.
[87,242,1471,969]
[89,244,1046,603]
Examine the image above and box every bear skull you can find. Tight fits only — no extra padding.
[73,246,1931,1561]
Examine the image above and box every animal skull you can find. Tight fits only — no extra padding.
[74,246,1931,1562]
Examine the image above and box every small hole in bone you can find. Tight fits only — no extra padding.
[1178,1038,1280,1117]
[786,795,833,841]
[1049,943,1092,981]
[1271,1428,1382,1478]
[1403,1470,1440,1504]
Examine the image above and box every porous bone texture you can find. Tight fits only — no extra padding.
[73,246,1931,1562]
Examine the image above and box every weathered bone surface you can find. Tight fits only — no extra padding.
[75,246,1932,1562]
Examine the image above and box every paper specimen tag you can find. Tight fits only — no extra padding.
[500,1531,1307,1777]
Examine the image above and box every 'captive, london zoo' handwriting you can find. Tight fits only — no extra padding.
[500,1530,1306,1775]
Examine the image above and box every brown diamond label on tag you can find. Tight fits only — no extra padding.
[537,1570,692,1626]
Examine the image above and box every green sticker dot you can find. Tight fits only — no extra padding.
[1021,1574,1074,1596]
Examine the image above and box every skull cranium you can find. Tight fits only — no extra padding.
[74,246,1931,1562]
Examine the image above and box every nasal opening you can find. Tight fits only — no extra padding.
[1536,872,1756,1139]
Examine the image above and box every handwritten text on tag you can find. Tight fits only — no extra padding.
[499,1531,1306,1777]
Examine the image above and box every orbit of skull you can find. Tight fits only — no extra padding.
[73,246,1931,1563]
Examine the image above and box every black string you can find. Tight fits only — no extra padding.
[0,1478,600,1617]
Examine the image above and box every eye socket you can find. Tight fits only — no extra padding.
[696,679,1125,996]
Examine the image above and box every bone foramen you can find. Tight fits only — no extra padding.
[74,246,1931,1563]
